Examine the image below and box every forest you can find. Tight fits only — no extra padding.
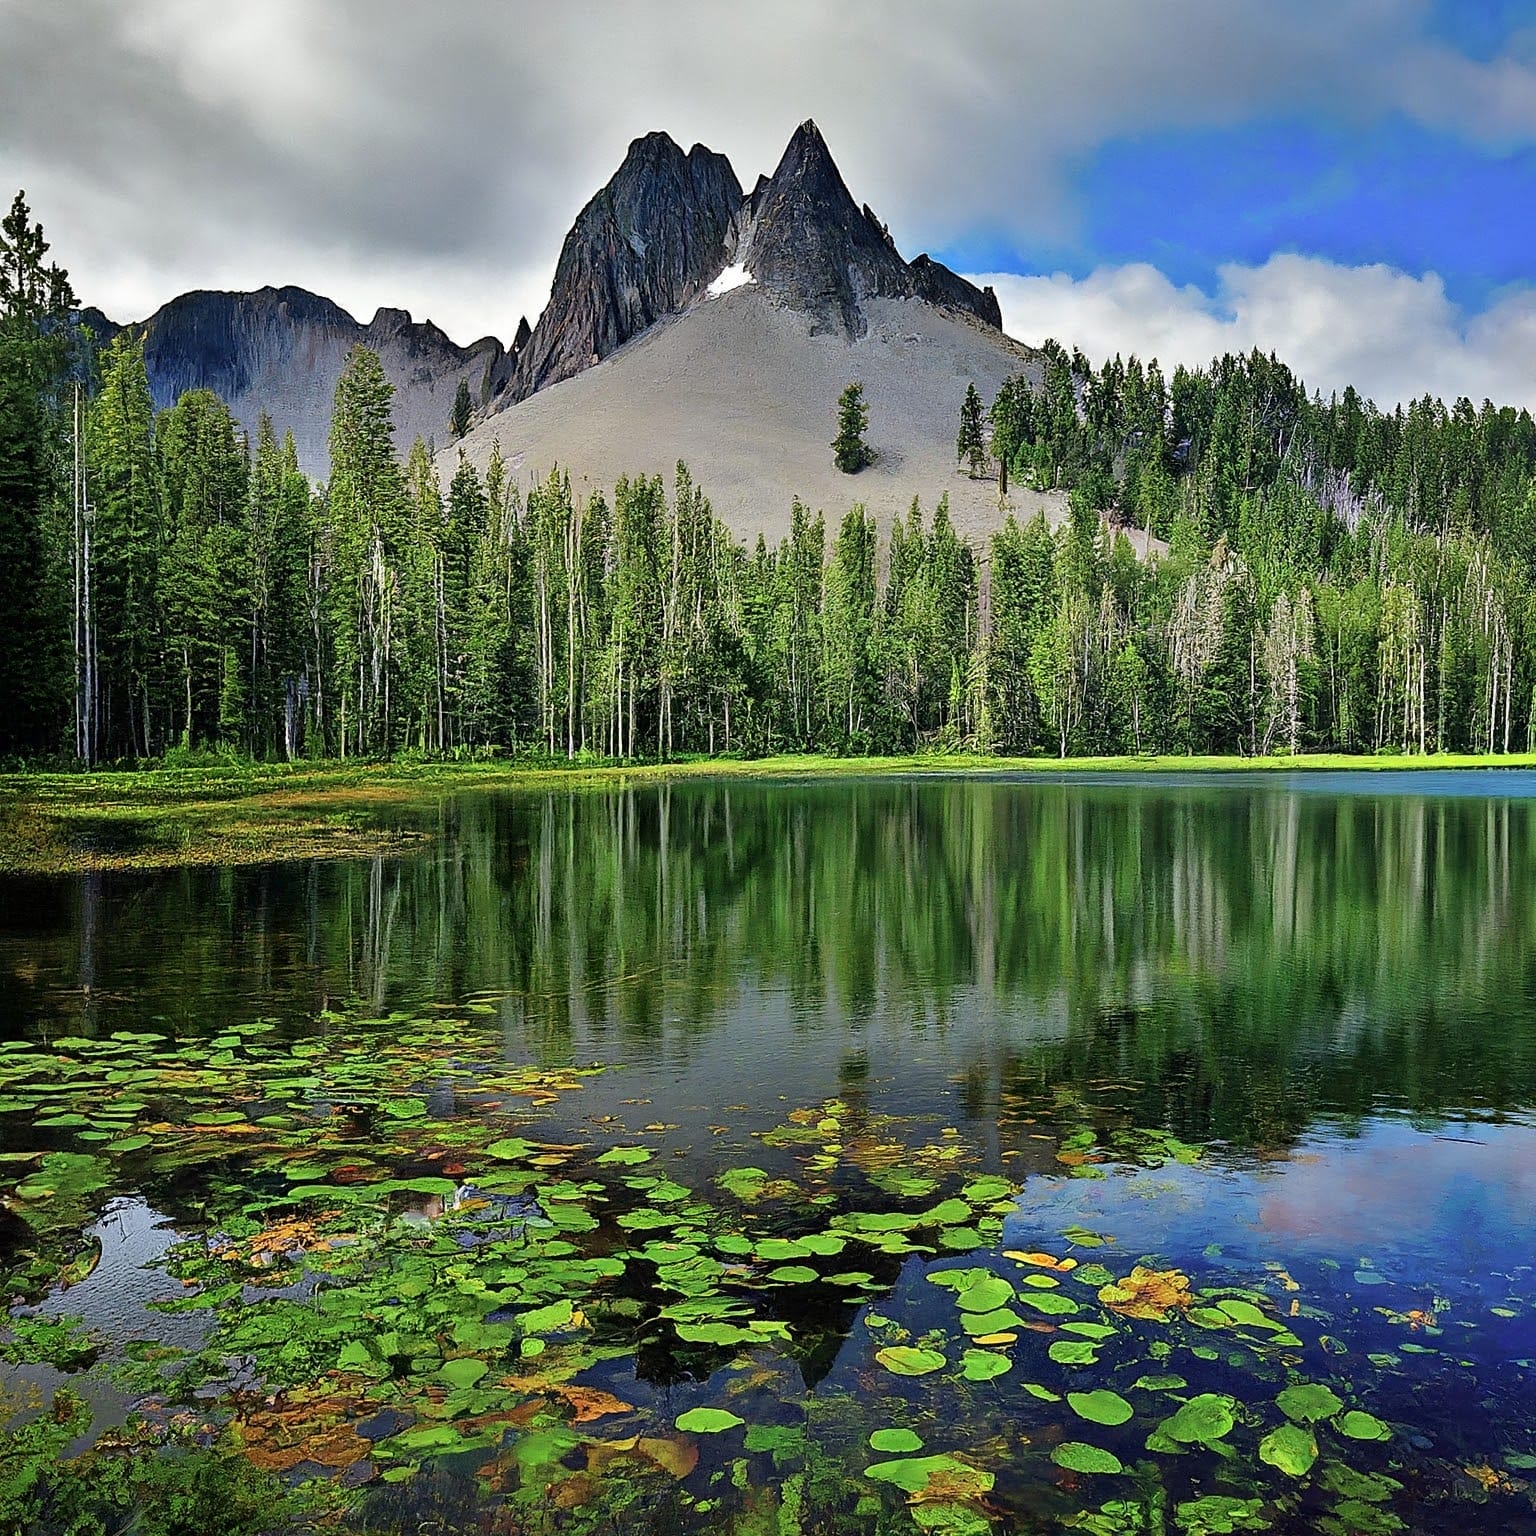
[6,191,1536,766]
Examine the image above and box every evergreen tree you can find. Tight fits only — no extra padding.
[326,345,405,756]
[832,382,872,474]
[957,382,986,479]
[0,191,75,756]
[449,375,473,440]
[87,333,162,758]
[158,388,250,748]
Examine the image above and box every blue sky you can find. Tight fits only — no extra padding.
[6,0,1536,409]
[945,117,1536,313]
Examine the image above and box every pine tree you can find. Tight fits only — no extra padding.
[87,333,162,758]
[957,382,986,478]
[832,382,872,474]
[0,191,75,756]
[327,345,405,756]
[449,375,473,440]
[158,388,250,748]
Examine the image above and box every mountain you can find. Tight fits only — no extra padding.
[497,120,1004,413]
[86,118,1032,530]
[455,120,1053,542]
[95,287,521,478]
[507,132,743,400]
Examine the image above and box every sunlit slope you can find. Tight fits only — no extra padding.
[450,287,1067,544]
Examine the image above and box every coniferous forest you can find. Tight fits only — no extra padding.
[7,192,1536,767]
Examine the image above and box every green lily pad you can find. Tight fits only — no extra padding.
[875,1346,947,1377]
[1259,1423,1318,1477]
[1276,1383,1344,1424]
[869,1428,925,1453]
[1068,1390,1133,1427]
[1336,1410,1392,1442]
[1052,1442,1124,1475]
[676,1407,744,1434]
[440,1357,488,1390]
[1160,1393,1236,1446]
[866,1456,994,1498]
[960,1349,1012,1382]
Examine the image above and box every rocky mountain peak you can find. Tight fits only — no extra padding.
[507,130,743,400]
[735,121,920,336]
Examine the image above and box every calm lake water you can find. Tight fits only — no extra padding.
[3,771,1536,1534]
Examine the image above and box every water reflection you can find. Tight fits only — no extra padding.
[3,773,1536,1150]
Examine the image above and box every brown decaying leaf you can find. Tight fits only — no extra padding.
[1097,1265,1194,1320]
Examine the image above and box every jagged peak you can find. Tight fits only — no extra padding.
[765,117,856,204]
[369,306,413,334]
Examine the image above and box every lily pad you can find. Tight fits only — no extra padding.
[1160,1394,1236,1446]
[1068,1390,1134,1427]
[1276,1383,1344,1424]
[869,1428,925,1453]
[1336,1410,1392,1442]
[1052,1442,1124,1475]
[1259,1423,1317,1477]
[676,1407,744,1435]
[876,1346,947,1377]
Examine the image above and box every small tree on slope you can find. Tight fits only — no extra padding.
[833,382,872,474]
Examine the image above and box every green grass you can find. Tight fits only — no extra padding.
[3,749,1534,875]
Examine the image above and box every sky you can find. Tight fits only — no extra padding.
[4,0,1536,410]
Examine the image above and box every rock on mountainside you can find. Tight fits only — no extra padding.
[499,119,1004,408]
[507,132,743,400]
[101,287,518,479]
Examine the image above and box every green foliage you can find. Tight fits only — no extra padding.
[449,374,473,439]
[957,382,986,478]
[833,381,872,474]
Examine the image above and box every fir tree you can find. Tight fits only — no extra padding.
[0,191,75,756]
[449,375,473,440]
[832,382,872,474]
[957,382,986,478]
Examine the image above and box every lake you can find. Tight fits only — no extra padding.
[3,771,1536,1534]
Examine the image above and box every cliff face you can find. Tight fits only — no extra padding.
[733,121,916,335]
[119,287,516,477]
[506,132,743,400]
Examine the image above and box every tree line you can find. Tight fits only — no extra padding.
[6,189,1536,763]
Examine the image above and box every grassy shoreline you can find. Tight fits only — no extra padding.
[3,750,1535,875]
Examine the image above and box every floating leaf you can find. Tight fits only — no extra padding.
[1069,1390,1133,1427]
[1276,1383,1344,1424]
[1049,1339,1100,1366]
[960,1349,1011,1382]
[439,1357,488,1390]
[1260,1423,1318,1477]
[676,1407,744,1435]
[1099,1266,1193,1321]
[953,1275,1017,1314]
[866,1455,994,1499]
[1052,1442,1124,1475]
[870,1428,925,1453]
[1160,1394,1236,1446]
[595,1145,652,1166]
[876,1346,948,1377]
[1337,1410,1392,1442]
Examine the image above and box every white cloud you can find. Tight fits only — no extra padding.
[975,257,1536,412]
[4,0,1536,345]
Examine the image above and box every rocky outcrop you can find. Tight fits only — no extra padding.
[507,131,742,400]
[734,121,916,336]
[908,255,1003,330]
[114,286,511,477]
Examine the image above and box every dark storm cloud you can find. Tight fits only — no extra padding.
[3,0,1535,345]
